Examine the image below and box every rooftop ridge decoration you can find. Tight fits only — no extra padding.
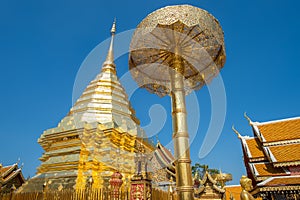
[252,116,300,126]
[244,112,253,125]
[232,125,242,139]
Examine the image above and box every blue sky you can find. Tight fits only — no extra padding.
[1,0,300,185]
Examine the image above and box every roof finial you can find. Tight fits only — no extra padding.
[102,19,117,74]
[232,125,242,139]
[156,134,160,145]
[111,18,116,35]
[244,112,252,125]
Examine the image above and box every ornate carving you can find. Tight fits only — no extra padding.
[129,5,226,97]
[131,184,144,200]
[110,172,123,200]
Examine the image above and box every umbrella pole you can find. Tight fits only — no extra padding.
[170,50,194,200]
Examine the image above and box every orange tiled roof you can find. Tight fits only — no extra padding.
[259,175,300,187]
[256,118,300,143]
[0,164,17,178]
[245,138,265,159]
[3,169,21,182]
[224,185,241,200]
[252,163,287,177]
[269,143,300,165]
[0,164,25,184]
[0,166,11,174]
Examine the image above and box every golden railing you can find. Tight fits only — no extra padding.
[0,189,105,200]
[152,188,177,200]
[0,188,175,200]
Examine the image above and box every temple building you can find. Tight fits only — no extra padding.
[18,21,155,192]
[150,141,175,187]
[0,163,25,194]
[235,115,300,199]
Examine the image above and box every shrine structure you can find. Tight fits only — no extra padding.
[0,163,25,194]
[194,171,226,199]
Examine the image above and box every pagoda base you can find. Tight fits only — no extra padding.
[17,171,78,192]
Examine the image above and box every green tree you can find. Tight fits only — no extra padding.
[191,163,220,179]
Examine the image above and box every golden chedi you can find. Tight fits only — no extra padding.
[19,21,151,192]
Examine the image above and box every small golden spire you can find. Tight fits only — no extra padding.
[156,134,160,145]
[232,125,242,139]
[244,112,252,125]
[102,19,117,74]
[111,18,116,35]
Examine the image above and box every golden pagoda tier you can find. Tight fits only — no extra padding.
[19,21,153,192]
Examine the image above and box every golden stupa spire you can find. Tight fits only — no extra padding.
[102,18,116,74]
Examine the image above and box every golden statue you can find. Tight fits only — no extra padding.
[240,176,255,200]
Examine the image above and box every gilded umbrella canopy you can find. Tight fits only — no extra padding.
[129,5,226,97]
